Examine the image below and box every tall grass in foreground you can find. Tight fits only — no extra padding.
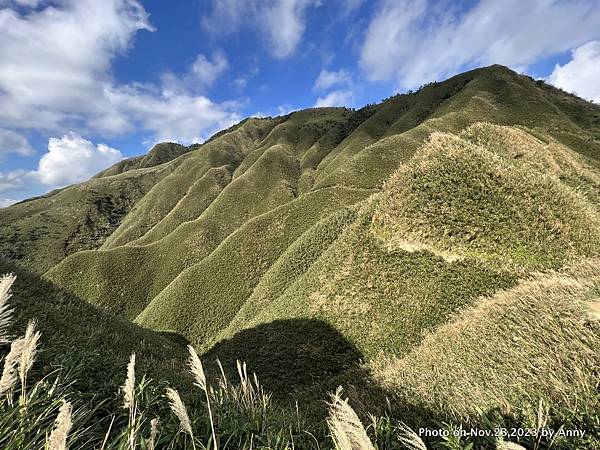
[0,273,594,449]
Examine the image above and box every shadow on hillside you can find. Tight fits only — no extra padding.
[204,318,403,418]
[0,258,190,402]
[206,319,362,393]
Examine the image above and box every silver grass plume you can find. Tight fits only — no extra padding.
[215,358,228,388]
[18,320,40,404]
[148,418,159,450]
[0,274,16,344]
[188,345,217,450]
[122,353,136,412]
[327,386,375,450]
[187,344,206,391]
[47,400,73,450]
[166,387,195,449]
[122,353,136,450]
[396,422,428,450]
[497,443,527,450]
[0,337,25,400]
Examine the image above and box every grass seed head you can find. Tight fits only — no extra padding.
[47,400,73,450]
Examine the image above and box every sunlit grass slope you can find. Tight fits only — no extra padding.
[42,66,600,351]
[1,65,600,447]
[0,258,188,400]
[206,124,600,431]
[135,186,372,344]
[372,131,600,270]
[374,258,600,433]
[0,164,173,273]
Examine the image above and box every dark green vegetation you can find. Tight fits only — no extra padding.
[0,258,189,398]
[1,65,600,448]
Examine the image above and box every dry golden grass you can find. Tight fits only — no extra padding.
[372,130,600,270]
[47,401,73,450]
[461,122,600,187]
[327,387,375,450]
[373,258,600,422]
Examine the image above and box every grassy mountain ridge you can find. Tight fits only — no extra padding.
[2,64,600,446]
[43,66,600,341]
[94,141,196,178]
[0,164,173,273]
[0,258,189,399]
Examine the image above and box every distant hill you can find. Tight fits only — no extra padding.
[94,141,197,178]
[1,65,599,437]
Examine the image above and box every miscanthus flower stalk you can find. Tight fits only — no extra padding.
[188,344,218,450]
[0,273,16,344]
[166,387,196,450]
[47,400,73,450]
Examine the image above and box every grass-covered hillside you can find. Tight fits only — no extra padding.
[0,258,189,399]
[1,64,600,448]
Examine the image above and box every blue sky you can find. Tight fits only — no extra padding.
[1,0,600,206]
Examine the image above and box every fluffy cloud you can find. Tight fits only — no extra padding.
[313,69,352,91]
[202,0,320,58]
[0,133,122,193]
[0,129,34,158]
[0,0,153,130]
[106,87,240,143]
[161,51,229,95]
[314,89,354,107]
[190,52,229,87]
[360,0,600,89]
[0,0,46,6]
[0,198,16,208]
[548,41,600,103]
[32,133,123,186]
[0,1,239,143]
[0,170,26,193]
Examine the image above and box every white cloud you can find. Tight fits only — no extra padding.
[0,133,125,193]
[202,0,319,59]
[189,51,229,88]
[0,1,239,144]
[0,198,17,208]
[547,41,600,103]
[232,77,247,91]
[0,0,153,130]
[0,0,46,6]
[0,129,34,158]
[262,0,318,58]
[32,133,123,186]
[313,69,352,91]
[360,0,600,89]
[252,104,300,118]
[106,87,241,143]
[340,0,364,16]
[314,89,354,107]
[0,169,26,193]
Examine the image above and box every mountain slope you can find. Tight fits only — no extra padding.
[44,65,600,343]
[94,141,196,178]
[0,258,188,399]
[2,65,600,433]
[0,165,171,273]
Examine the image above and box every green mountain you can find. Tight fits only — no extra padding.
[0,258,189,398]
[1,65,599,441]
